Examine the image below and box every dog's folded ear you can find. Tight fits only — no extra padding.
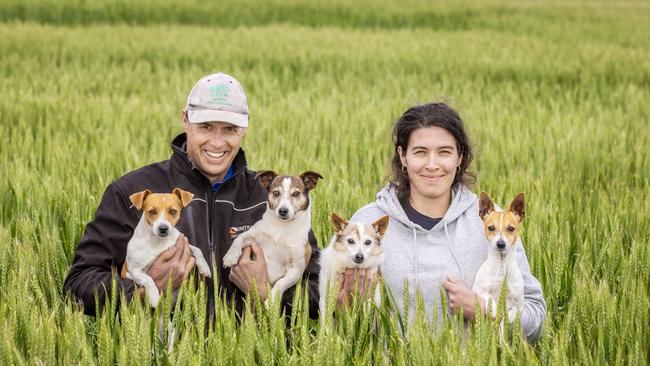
[130,189,151,210]
[300,171,323,192]
[479,192,495,219]
[330,212,348,234]
[255,170,278,191]
[372,216,390,239]
[510,193,525,220]
[173,188,194,207]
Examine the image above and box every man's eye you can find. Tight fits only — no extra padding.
[169,209,177,216]
[272,191,280,197]
[364,240,372,246]
[148,209,157,216]
[291,191,301,198]
[487,225,495,231]
[347,238,355,245]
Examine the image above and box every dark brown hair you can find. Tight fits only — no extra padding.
[390,102,475,202]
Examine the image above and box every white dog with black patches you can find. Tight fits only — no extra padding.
[222,171,323,302]
[319,213,389,323]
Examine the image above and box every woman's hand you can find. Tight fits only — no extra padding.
[336,268,377,308]
[442,276,486,320]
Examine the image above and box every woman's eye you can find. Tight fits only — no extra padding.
[272,191,280,197]
[291,191,301,198]
[364,240,372,246]
[169,209,177,216]
[347,238,355,245]
[487,225,495,231]
[148,209,157,216]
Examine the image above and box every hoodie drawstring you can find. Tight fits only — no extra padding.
[444,220,465,283]
[412,227,419,289]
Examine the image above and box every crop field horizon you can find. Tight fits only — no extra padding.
[0,0,648,364]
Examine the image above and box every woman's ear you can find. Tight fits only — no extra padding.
[397,146,407,167]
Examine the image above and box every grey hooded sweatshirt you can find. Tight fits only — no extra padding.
[351,184,546,342]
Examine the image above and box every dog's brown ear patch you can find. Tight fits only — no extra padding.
[256,170,278,191]
[173,188,194,207]
[130,189,151,210]
[300,171,323,192]
[330,212,348,234]
[510,193,525,220]
[372,216,390,239]
[479,192,494,219]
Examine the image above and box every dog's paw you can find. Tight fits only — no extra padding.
[196,260,212,278]
[148,290,161,308]
[222,249,242,268]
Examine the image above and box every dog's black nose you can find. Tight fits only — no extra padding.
[278,207,289,218]
[353,253,364,264]
[496,239,506,250]
[158,225,169,236]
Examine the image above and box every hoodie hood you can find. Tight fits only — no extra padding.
[375,183,478,232]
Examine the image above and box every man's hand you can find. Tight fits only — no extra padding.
[442,276,486,320]
[136,234,196,297]
[228,243,269,301]
[336,268,376,308]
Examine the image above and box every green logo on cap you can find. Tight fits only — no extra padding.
[206,85,232,107]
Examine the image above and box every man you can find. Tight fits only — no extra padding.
[64,72,320,318]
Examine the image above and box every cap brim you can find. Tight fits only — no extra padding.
[186,109,248,127]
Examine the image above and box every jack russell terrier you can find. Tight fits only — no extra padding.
[319,213,388,323]
[222,171,323,303]
[122,188,211,307]
[473,192,525,323]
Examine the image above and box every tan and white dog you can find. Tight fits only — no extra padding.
[222,171,323,302]
[123,188,211,307]
[472,192,525,322]
[318,213,389,322]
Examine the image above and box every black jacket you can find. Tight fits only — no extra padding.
[63,133,320,318]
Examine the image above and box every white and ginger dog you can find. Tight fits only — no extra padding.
[123,188,211,307]
[319,213,389,322]
[472,192,526,322]
[222,171,323,303]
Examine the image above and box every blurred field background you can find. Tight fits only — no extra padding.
[0,0,648,364]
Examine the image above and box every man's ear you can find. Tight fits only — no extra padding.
[372,216,390,239]
[330,212,348,235]
[172,188,194,207]
[255,170,277,191]
[300,171,323,192]
[509,193,525,220]
[130,190,151,210]
[479,192,495,220]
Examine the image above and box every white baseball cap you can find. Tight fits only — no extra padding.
[184,72,249,127]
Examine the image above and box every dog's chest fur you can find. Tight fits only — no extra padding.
[242,209,310,284]
[127,215,179,271]
[474,255,524,307]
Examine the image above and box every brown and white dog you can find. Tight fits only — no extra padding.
[222,171,323,303]
[318,213,389,322]
[472,192,525,322]
[123,188,211,307]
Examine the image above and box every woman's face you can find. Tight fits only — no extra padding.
[399,126,462,203]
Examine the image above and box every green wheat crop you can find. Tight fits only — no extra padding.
[0,0,648,364]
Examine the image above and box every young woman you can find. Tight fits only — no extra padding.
[341,102,546,342]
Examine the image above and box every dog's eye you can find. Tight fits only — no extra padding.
[291,191,301,198]
[364,239,372,246]
[487,225,495,231]
[272,191,280,197]
[148,209,157,216]
[507,226,515,232]
[168,208,177,216]
[347,238,355,245]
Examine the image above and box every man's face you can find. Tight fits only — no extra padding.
[183,115,245,183]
